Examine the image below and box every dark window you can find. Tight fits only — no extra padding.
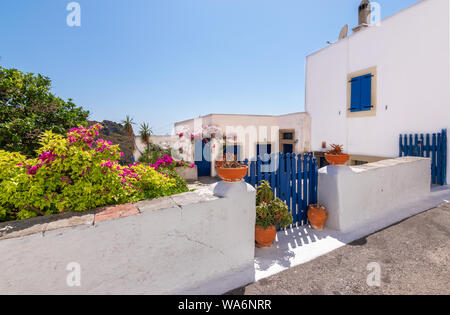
[283,144,293,154]
[282,133,293,140]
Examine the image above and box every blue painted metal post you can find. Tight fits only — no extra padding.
[243,159,249,183]
[442,129,447,185]
[280,153,286,202]
[256,156,262,186]
[420,134,425,157]
[426,134,431,158]
[414,134,419,156]
[437,133,442,185]
[276,153,281,199]
[308,155,314,212]
[296,154,302,225]
[432,134,437,185]
[312,157,318,204]
[285,154,292,211]
[290,154,297,225]
[399,135,403,157]
[250,160,256,187]
[409,134,413,156]
[302,154,308,224]
[270,153,276,195]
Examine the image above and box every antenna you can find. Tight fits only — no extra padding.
[338,24,349,40]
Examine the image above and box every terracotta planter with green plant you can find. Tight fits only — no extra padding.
[215,154,248,182]
[324,144,350,165]
[255,181,293,248]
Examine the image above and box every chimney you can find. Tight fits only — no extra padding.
[352,0,371,33]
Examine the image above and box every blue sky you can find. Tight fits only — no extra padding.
[0,0,420,134]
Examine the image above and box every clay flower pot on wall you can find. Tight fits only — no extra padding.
[255,225,277,248]
[307,204,328,230]
[325,153,350,165]
[216,166,248,182]
[324,144,350,165]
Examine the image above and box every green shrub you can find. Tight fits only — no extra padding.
[255,181,293,229]
[138,143,172,165]
[159,168,189,195]
[0,124,187,222]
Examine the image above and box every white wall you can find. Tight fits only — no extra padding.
[306,0,450,183]
[318,157,431,232]
[0,185,256,295]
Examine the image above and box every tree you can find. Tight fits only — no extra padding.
[121,115,135,138]
[121,115,136,151]
[139,123,152,151]
[0,66,89,156]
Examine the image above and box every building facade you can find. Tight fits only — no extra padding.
[174,113,311,177]
[305,0,450,183]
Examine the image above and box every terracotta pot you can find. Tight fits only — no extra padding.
[216,165,248,182]
[255,225,277,248]
[307,205,328,230]
[325,153,350,165]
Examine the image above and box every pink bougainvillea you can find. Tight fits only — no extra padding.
[150,155,194,171]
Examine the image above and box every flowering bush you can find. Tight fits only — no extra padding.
[0,124,188,222]
[150,155,195,171]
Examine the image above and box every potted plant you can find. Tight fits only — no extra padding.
[215,153,248,182]
[255,181,293,248]
[307,204,328,230]
[324,144,350,165]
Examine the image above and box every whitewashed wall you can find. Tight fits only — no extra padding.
[318,157,431,232]
[0,185,256,295]
[305,0,450,183]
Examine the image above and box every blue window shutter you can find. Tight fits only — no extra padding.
[360,74,372,110]
[350,77,362,112]
[350,73,372,112]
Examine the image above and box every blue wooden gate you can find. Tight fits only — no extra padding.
[399,129,447,185]
[242,153,318,227]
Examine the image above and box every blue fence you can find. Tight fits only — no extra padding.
[242,153,318,227]
[399,129,447,185]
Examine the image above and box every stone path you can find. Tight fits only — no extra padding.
[229,203,450,295]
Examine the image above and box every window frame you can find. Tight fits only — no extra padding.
[347,66,377,118]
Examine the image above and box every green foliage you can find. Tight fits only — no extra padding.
[121,115,135,138]
[0,124,187,222]
[0,66,89,156]
[139,123,152,147]
[138,144,172,165]
[255,180,293,229]
[256,180,274,205]
[159,168,189,195]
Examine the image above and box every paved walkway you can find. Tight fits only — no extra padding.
[230,203,450,295]
[187,176,219,191]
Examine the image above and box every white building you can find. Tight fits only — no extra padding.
[173,113,311,177]
[306,0,450,183]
